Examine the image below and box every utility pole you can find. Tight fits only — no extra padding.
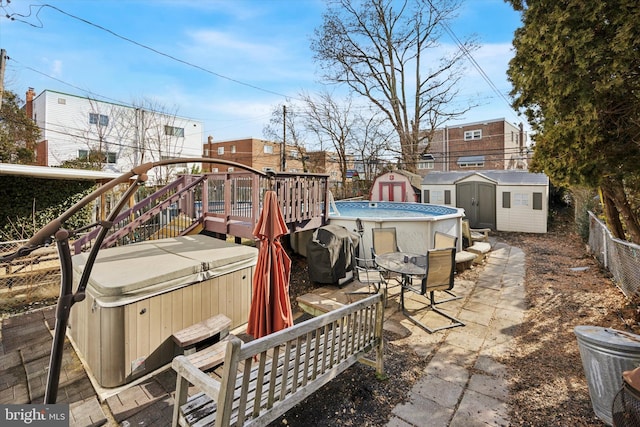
[0,49,6,110]
[281,105,286,171]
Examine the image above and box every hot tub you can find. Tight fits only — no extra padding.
[68,234,258,388]
[327,201,464,256]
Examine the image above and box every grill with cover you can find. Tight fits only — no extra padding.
[306,225,359,286]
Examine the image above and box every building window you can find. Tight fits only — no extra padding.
[164,125,184,137]
[514,193,529,207]
[458,155,485,168]
[231,145,236,154]
[57,98,66,105]
[263,167,275,172]
[211,167,218,173]
[290,150,298,159]
[533,192,543,210]
[106,152,117,164]
[78,149,88,159]
[418,161,434,170]
[430,190,445,204]
[89,113,109,126]
[464,129,482,141]
[503,192,511,208]
[227,167,234,172]
[264,145,273,154]
[218,147,224,155]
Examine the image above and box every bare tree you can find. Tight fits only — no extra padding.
[60,98,129,170]
[349,107,394,181]
[120,98,188,184]
[299,90,358,192]
[263,103,309,172]
[311,0,476,173]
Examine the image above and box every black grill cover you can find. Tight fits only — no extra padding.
[307,225,360,285]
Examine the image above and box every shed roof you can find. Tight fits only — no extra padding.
[421,170,548,186]
[392,169,423,188]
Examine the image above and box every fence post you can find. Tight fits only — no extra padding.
[602,223,608,269]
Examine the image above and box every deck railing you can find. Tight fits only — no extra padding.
[72,171,329,255]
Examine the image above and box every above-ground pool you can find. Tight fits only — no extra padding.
[328,201,464,256]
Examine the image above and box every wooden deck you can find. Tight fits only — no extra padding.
[73,171,330,254]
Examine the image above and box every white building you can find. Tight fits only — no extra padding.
[27,88,204,182]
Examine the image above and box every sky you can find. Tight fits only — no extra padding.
[1,0,526,153]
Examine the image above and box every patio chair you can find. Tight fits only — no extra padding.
[461,220,490,247]
[401,247,464,333]
[371,227,402,284]
[432,231,462,304]
[371,227,401,257]
[346,256,389,306]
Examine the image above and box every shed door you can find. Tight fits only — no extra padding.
[456,182,496,229]
[379,182,406,202]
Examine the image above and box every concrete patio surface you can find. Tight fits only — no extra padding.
[0,240,525,426]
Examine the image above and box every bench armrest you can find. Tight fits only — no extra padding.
[173,355,222,398]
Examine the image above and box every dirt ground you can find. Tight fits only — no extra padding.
[275,208,635,426]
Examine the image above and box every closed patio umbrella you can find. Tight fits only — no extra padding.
[247,190,293,339]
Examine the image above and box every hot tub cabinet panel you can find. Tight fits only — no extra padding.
[68,235,257,388]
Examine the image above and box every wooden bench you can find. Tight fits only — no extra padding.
[172,314,232,355]
[172,292,385,427]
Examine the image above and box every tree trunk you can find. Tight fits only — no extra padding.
[601,178,640,244]
[600,184,625,239]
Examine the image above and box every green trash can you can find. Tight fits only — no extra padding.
[575,326,640,426]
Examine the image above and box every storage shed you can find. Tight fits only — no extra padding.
[369,170,422,202]
[421,170,549,233]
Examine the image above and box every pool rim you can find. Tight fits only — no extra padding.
[329,200,464,222]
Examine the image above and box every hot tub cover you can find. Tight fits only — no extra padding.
[72,235,258,299]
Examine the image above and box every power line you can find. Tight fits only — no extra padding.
[2,3,297,100]
[424,0,520,122]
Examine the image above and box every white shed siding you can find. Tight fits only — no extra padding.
[421,171,549,233]
[497,185,548,233]
[423,184,456,206]
[32,90,203,180]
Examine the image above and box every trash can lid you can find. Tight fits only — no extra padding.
[574,326,640,351]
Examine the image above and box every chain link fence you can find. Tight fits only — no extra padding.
[588,211,640,298]
[0,240,60,293]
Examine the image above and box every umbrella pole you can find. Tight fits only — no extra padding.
[44,229,80,403]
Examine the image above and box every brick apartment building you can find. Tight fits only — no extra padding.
[202,137,348,180]
[202,137,304,173]
[418,118,528,176]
